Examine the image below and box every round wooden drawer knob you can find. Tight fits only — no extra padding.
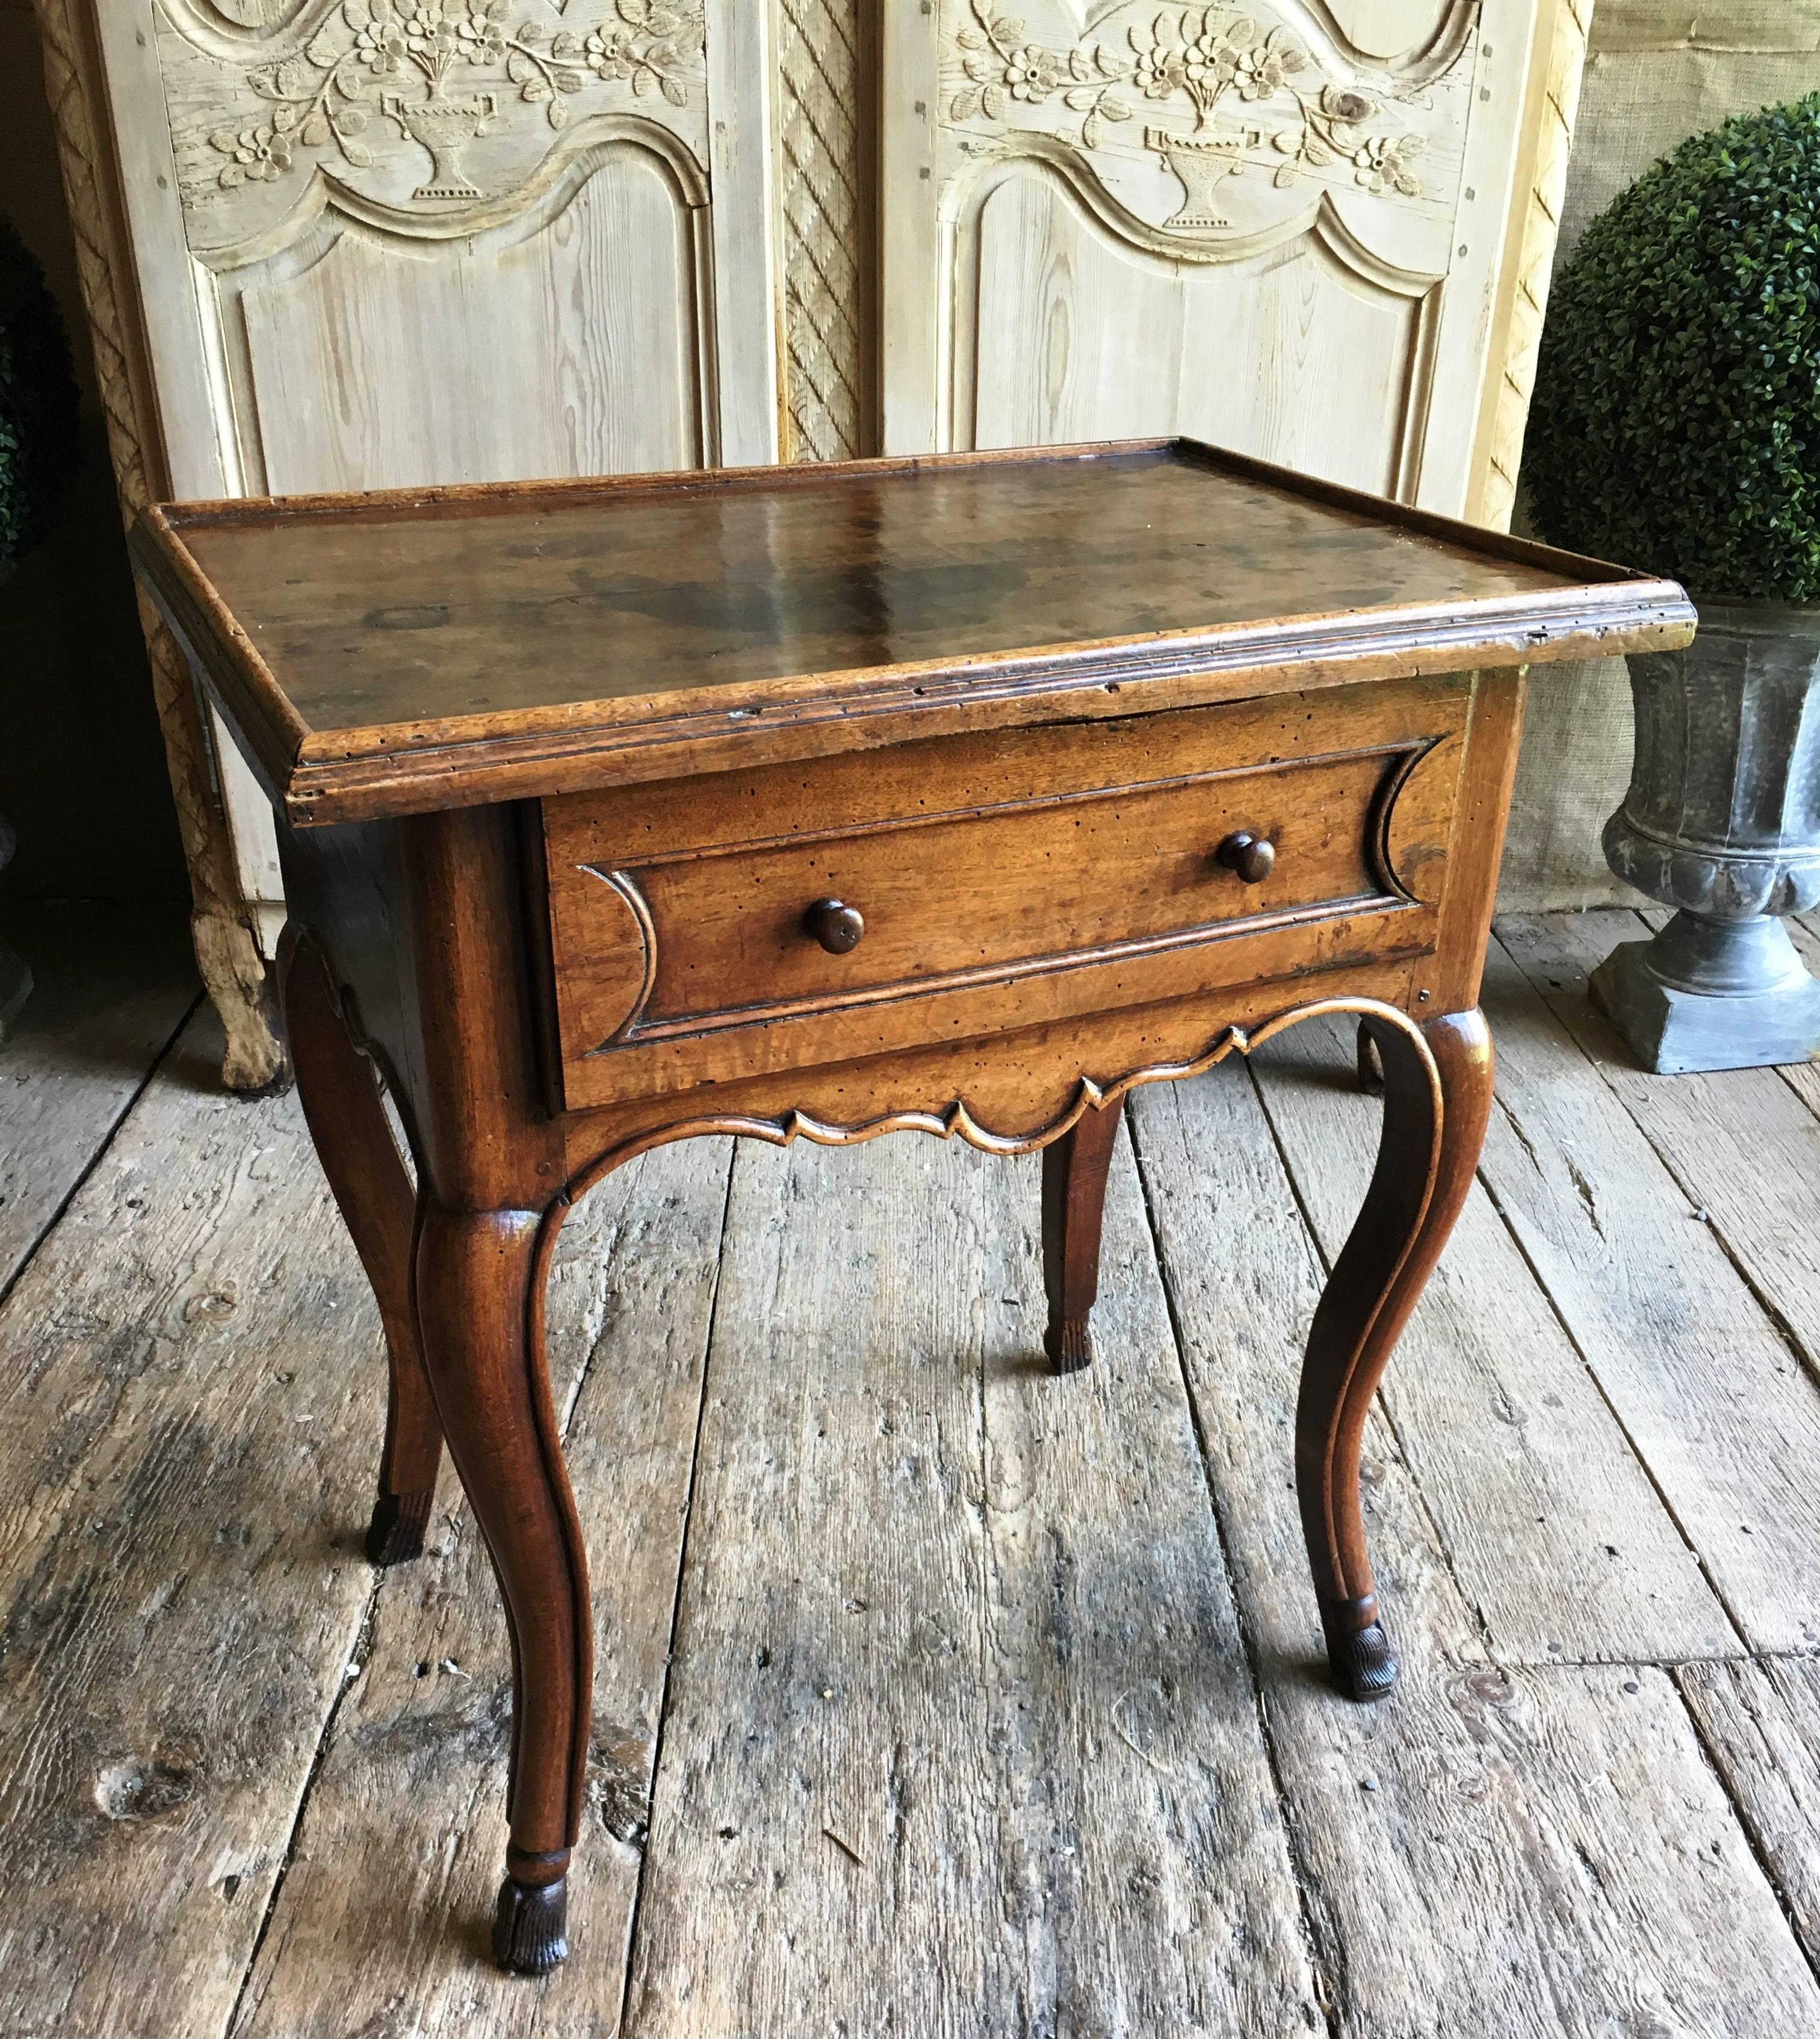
[1216,831,1277,884]
[805,898,865,955]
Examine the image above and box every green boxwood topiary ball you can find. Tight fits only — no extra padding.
[1525,93,1820,601]
[0,217,81,579]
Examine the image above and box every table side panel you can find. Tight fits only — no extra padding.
[1423,665,1530,1014]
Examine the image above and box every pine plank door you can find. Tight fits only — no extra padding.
[88,0,780,950]
[880,1,1583,519]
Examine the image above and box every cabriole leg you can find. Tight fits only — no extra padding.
[1041,1097,1125,1374]
[1296,1007,1493,1700]
[277,924,443,1565]
[414,1202,590,1976]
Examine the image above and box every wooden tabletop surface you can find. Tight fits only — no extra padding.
[131,441,1695,825]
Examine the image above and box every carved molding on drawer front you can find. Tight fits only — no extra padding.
[1370,732,1448,906]
[1381,719,1463,905]
[580,867,660,1044]
[557,994,1441,1195]
[161,1,709,240]
[569,739,1435,1059]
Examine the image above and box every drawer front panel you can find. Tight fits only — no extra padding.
[543,677,1470,1107]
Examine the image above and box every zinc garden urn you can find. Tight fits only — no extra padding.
[1595,605,1820,1071]
[1523,94,1820,1072]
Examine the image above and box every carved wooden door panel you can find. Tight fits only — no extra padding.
[881,1,1573,519]
[87,0,778,947]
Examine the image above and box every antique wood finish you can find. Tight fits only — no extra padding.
[540,672,1469,1107]
[1299,1006,1494,1696]
[276,923,442,1566]
[129,441,1692,829]
[131,437,1693,1975]
[1041,1097,1125,1374]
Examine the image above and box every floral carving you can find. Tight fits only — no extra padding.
[205,0,706,197]
[949,2,1425,207]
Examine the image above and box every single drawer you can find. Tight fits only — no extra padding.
[542,676,1470,1109]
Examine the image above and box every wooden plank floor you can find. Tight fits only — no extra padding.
[3,908,1819,2037]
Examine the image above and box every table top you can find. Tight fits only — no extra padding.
[131,440,1694,828]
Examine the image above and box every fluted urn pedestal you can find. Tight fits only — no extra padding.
[1592,598,1820,1073]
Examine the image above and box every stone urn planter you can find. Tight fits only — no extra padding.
[1522,94,1820,1072]
[1591,602,1820,1071]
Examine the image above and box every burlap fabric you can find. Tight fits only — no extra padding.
[1501,5,1820,909]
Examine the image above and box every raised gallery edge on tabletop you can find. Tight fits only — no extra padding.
[128,436,1696,831]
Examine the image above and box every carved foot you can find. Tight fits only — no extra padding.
[492,1872,569,1976]
[1320,1598,1399,1702]
[1044,1314,1093,1375]
[366,1488,435,1567]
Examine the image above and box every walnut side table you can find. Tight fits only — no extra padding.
[132,441,1692,1975]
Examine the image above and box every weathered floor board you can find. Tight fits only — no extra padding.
[1129,1064,1820,2037]
[8,911,1820,2032]
[1784,914,1820,1120]
[0,1013,393,2037]
[1243,1017,1733,1666]
[227,1137,734,2039]
[1499,909,1820,1387]
[622,1130,1323,2037]
[1679,1656,1820,1969]
[1469,938,1820,1653]
[0,900,197,1298]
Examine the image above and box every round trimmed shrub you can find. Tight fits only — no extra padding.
[0,217,80,578]
[1524,93,1820,601]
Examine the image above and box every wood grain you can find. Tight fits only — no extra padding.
[543,679,1465,1103]
[551,955,1424,1150]
[963,175,1434,500]
[81,0,782,944]
[130,441,1694,826]
[15,908,1820,2025]
[622,1127,1324,2034]
[884,0,1555,528]
[0,901,196,1298]
[237,153,708,497]
[108,431,1700,1987]
[227,1136,732,2036]
[1497,908,1820,1389]
[1679,1657,1820,1969]
[1472,935,1820,1653]
[1125,1061,1820,2035]
[0,1013,394,2034]
[1244,1012,1735,1663]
